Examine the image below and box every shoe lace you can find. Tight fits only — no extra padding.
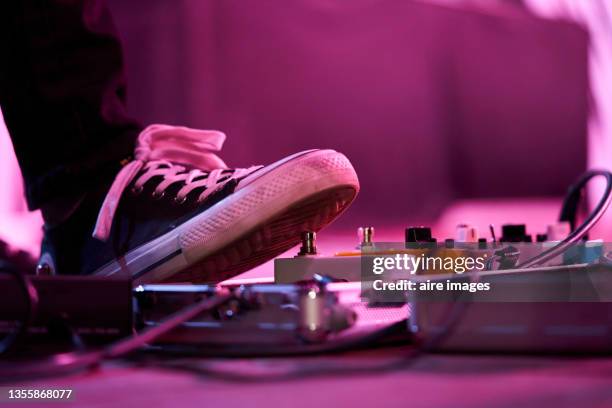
[93,124,262,241]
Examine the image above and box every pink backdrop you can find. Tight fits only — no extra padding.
[0,0,592,256]
[108,0,588,228]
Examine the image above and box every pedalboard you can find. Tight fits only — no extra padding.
[134,280,408,348]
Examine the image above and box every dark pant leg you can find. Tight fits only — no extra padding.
[0,0,141,211]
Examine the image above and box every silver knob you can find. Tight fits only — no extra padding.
[298,231,317,256]
[358,226,374,246]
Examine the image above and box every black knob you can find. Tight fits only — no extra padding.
[478,238,488,249]
[501,224,531,242]
[405,226,434,243]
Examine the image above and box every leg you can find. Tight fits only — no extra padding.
[0,0,141,214]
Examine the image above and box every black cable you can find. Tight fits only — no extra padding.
[0,261,39,355]
[135,346,421,383]
[140,318,410,358]
[517,170,612,268]
[133,296,472,382]
[131,320,419,382]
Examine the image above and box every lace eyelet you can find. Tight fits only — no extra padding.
[131,185,144,195]
[174,196,187,205]
[151,190,165,200]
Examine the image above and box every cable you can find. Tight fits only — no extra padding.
[131,320,418,382]
[517,170,612,268]
[0,261,39,355]
[0,290,231,382]
[134,295,472,382]
[140,318,410,358]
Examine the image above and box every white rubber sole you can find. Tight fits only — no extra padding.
[94,149,359,284]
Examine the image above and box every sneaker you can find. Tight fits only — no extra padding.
[38,125,359,283]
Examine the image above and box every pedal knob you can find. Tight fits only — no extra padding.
[405,226,434,243]
[456,224,478,242]
[546,222,571,241]
[298,231,318,256]
[358,227,374,246]
[501,224,531,242]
